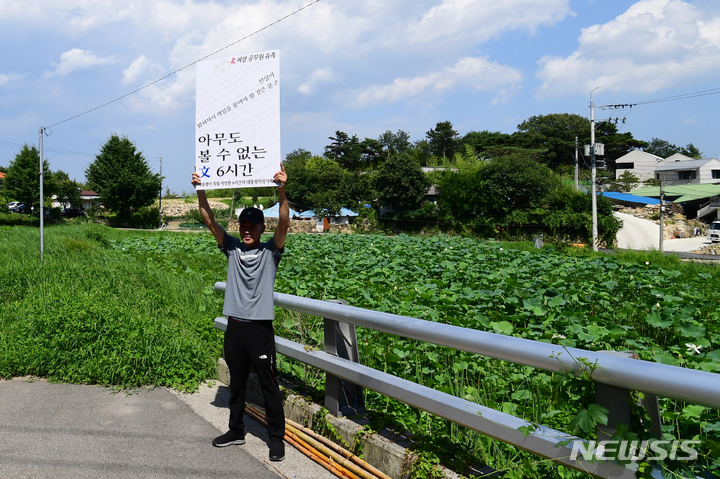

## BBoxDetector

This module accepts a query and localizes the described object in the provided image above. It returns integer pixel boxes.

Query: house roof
[600,191,660,205]
[0,172,6,180]
[664,153,694,162]
[655,158,719,171]
[615,150,664,163]
[298,207,358,218]
[260,203,300,218]
[80,190,99,197]
[632,184,720,203]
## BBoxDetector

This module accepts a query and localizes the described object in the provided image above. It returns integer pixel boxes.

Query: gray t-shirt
[219,231,283,320]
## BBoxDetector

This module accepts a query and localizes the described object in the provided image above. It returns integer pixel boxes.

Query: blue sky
[2,0,720,195]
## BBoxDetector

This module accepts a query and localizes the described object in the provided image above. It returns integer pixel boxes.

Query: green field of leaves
[1,224,718,478]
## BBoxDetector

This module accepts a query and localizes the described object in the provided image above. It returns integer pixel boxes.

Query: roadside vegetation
[2,224,718,478]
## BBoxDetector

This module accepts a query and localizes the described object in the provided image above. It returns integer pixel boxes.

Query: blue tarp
[298,207,359,218]
[600,191,660,205]
[258,204,300,218]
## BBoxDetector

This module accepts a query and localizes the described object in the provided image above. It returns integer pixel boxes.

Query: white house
[614,150,667,182]
[654,158,720,186]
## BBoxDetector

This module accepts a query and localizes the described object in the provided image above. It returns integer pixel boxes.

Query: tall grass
[0,224,224,390]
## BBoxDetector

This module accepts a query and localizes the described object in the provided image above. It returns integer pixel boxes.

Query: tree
[378,130,412,160]
[54,170,82,209]
[681,143,702,159]
[359,138,383,168]
[459,130,515,158]
[642,138,701,159]
[643,138,677,158]
[607,171,640,193]
[374,153,429,212]
[4,144,55,212]
[479,153,561,218]
[515,113,590,168]
[324,131,363,170]
[426,121,459,159]
[85,135,161,217]
[436,169,487,220]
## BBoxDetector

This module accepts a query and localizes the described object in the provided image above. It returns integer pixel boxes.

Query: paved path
[0,378,335,479]
[614,212,710,252]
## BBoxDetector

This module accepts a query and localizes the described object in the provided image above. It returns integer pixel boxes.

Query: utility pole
[659,182,664,252]
[158,156,163,229]
[590,90,598,251]
[39,126,45,259]
[575,136,579,191]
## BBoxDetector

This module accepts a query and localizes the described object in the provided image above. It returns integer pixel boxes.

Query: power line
[598,86,720,110]
[0,139,95,157]
[44,0,320,129]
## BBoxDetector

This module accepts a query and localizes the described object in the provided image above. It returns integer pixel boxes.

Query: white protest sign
[194,50,280,190]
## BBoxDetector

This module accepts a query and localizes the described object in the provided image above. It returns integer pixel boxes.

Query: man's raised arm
[273,163,289,250]
[191,171,226,247]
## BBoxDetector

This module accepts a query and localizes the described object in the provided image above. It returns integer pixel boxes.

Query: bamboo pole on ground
[244,404,364,479]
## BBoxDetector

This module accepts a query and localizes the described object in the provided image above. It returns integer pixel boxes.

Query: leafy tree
[643,138,677,158]
[426,121,459,159]
[459,130,515,158]
[340,170,376,207]
[283,148,313,206]
[681,143,702,159]
[607,171,640,193]
[374,153,429,212]
[643,138,701,159]
[515,113,590,168]
[378,130,412,160]
[412,139,433,167]
[54,170,82,209]
[85,135,162,218]
[324,131,363,170]
[359,138,383,168]
[4,144,55,212]
[436,169,487,220]
[479,153,561,219]
[284,150,353,214]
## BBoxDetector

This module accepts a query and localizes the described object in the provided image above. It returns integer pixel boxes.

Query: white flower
[552,333,566,339]
[686,343,702,354]
[656,303,660,308]
[500,248,503,251]
[645,261,649,265]
[394,286,397,290]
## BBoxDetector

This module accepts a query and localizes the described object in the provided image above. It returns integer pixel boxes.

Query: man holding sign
[191,163,289,462]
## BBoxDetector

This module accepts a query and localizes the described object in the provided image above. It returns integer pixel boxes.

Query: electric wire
[43,0,321,130]
[598,86,720,110]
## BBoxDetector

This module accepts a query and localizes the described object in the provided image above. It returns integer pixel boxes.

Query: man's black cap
[238,207,264,224]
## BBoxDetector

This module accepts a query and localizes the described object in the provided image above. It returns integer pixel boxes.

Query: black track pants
[224,319,285,440]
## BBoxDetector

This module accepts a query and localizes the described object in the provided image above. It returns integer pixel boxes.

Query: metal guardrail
[214,283,720,478]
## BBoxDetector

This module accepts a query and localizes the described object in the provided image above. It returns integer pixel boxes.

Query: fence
[214,282,720,478]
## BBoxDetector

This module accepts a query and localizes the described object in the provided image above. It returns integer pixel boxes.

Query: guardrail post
[595,351,662,440]
[323,299,365,417]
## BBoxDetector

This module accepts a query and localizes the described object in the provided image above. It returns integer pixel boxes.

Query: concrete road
[614,212,710,252]
[0,378,335,479]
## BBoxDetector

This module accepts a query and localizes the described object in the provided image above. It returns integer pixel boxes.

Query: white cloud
[536,0,720,98]
[45,48,116,77]
[297,67,337,95]
[0,72,21,86]
[351,56,522,108]
[122,55,164,85]
[405,0,572,44]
